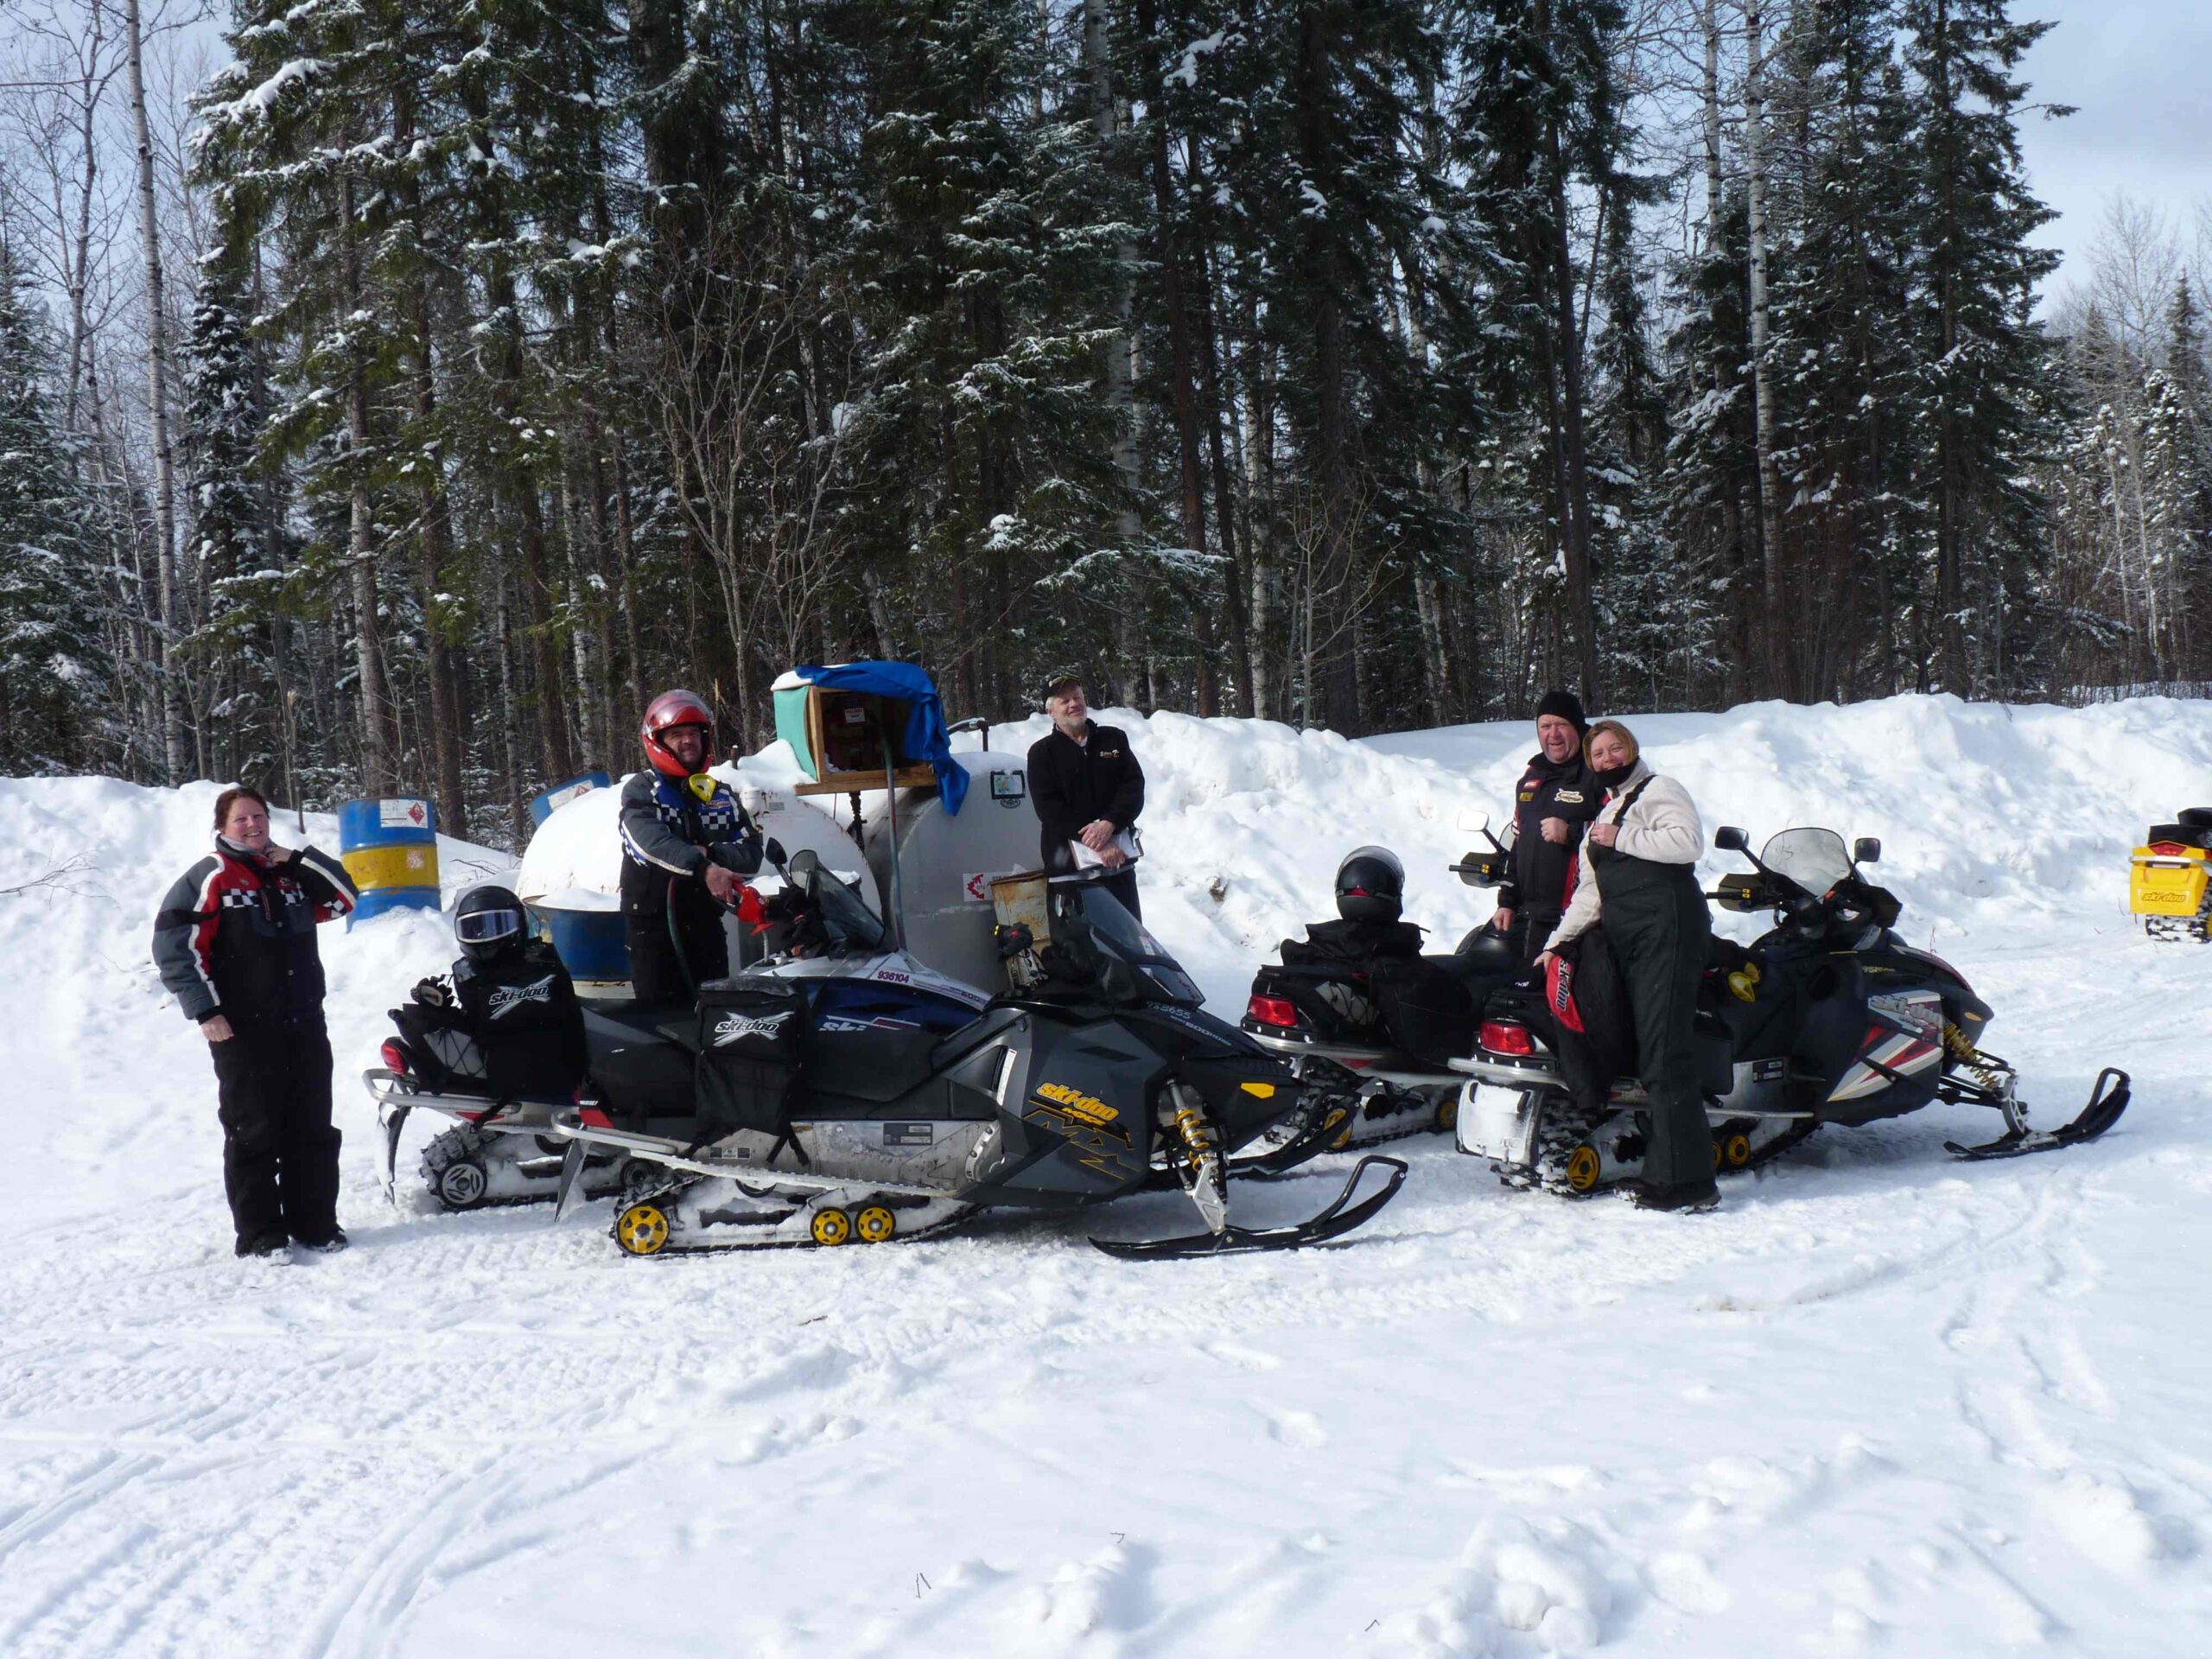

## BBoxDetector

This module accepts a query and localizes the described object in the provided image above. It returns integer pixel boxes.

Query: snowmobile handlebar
[1708,830,1902,933]
[1451,817,1511,887]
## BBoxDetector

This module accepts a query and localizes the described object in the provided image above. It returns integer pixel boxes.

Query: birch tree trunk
[1741,0,1790,698]
[124,0,186,781]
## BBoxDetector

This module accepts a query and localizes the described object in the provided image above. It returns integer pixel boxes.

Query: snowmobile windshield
[1072,885,1204,1006]
[1760,828,1854,898]
[810,868,887,952]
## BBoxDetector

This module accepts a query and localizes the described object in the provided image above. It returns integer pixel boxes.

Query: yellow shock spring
[1942,1022,2005,1094]
[1172,1103,1217,1166]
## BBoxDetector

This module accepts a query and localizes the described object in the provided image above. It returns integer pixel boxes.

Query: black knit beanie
[1535,689,1587,733]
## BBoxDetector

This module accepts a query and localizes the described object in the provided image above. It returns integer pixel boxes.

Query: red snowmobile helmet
[641,689,715,778]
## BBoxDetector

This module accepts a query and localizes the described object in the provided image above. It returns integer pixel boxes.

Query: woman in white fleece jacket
[1536,720,1717,1211]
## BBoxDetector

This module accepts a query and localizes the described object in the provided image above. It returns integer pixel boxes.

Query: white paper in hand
[1065,828,1141,869]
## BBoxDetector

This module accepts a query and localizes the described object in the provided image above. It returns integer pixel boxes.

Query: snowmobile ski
[1090,1154,1408,1260]
[1945,1067,2130,1161]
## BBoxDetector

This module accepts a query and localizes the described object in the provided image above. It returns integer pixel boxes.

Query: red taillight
[2149,841,2187,856]
[1248,994,1300,1028]
[380,1038,409,1074]
[1479,1020,1535,1057]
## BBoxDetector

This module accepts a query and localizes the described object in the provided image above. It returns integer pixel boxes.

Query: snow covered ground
[3,695,2209,1657]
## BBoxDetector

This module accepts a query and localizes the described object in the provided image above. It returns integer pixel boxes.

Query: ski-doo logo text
[487,977,556,1019]
[713,1010,794,1046]
[1033,1081,1117,1126]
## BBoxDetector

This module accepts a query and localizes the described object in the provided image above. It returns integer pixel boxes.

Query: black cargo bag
[391,1000,491,1092]
[1367,957,1477,1065]
[696,978,810,1140]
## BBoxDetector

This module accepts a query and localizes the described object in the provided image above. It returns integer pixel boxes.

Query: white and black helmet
[454,885,528,963]
[1334,846,1405,925]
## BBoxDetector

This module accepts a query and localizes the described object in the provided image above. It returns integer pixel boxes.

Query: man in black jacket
[1491,690,1604,967]
[1027,672,1146,918]
[152,785,360,1257]
[621,690,766,1003]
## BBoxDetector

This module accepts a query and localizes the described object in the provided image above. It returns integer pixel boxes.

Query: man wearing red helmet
[620,690,766,1003]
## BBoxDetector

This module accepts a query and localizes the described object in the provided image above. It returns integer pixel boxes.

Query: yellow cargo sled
[2132,809,2212,942]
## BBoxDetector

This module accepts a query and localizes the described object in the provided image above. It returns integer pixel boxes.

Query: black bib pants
[1507,906,1563,970]
[626,902,729,1007]
[210,1013,340,1247]
[1589,842,1713,1192]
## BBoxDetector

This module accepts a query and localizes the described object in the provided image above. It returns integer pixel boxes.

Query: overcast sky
[2017,0,2212,301]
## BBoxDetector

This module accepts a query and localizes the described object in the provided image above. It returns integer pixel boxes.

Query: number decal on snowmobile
[882,1122,934,1147]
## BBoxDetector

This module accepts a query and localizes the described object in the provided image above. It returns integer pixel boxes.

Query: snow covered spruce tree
[831,0,1130,718]
[1454,0,1632,707]
[180,197,288,794]
[0,245,111,772]
[1895,0,2063,694]
[1762,0,1921,699]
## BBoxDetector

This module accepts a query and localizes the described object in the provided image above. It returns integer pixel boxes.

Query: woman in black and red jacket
[152,786,359,1257]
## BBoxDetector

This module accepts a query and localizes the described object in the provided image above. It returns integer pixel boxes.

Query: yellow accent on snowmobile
[1565,1145,1601,1192]
[810,1207,852,1247]
[1437,1096,1459,1133]
[615,1202,670,1256]
[2130,836,2209,935]
[1239,1081,1277,1098]
[855,1205,897,1243]
[1723,1132,1752,1168]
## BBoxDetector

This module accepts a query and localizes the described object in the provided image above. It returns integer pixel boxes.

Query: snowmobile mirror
[1853,837,1882,866]
[786,847,822,893]
[1456,810,1490,836]
[1714,825,1750,853]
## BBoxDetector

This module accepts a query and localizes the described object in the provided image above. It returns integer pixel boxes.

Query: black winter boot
[1623,1178,1720,1213]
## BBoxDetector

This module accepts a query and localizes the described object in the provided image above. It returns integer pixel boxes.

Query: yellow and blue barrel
[339,798,441,926]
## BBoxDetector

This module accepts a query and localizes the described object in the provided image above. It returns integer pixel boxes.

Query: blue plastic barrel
[339,798,441,926]
[526,899,632,995]
[530,771,613,827]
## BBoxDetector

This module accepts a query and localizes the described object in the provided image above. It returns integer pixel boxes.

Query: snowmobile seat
[2178,807,2212,830]
[2149,822,2212,851]
[1426,928,1517,991]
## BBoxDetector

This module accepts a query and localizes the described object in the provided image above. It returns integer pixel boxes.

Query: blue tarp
[786,661,969,815]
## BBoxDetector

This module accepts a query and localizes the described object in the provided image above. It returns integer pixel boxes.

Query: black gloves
[411,975,452,1008]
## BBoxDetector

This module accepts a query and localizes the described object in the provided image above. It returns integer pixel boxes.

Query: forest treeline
[1,0,2208,846]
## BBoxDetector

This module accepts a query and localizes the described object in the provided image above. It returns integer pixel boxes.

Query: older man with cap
[1027,671,1147,919]
[1490,690,1604,967]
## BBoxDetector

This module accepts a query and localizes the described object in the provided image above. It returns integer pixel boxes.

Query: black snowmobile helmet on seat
[454,885,529,963]
[641,688,714,778]
[1335,845,1406,925]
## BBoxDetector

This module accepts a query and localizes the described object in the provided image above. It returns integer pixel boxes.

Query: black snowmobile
[1451,824,2132,1193]
[1241,842,1522,1155]
[413,850,1402,1259]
